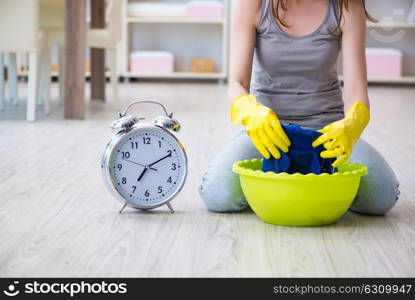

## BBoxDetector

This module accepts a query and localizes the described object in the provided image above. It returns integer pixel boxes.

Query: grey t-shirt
[250,0,345,128]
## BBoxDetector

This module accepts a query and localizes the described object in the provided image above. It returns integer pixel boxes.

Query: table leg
[90,0,106,102]
[64,0,86,120]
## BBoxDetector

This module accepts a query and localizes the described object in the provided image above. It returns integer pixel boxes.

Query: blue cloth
[262,124,335,175]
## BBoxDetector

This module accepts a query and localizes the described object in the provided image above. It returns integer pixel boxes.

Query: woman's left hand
[312,101,370,167]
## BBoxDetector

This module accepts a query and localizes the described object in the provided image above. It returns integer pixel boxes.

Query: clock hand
[136,151,172,182]
[148,152,172,167]
[122,158,158,171]
[137,167,148,182]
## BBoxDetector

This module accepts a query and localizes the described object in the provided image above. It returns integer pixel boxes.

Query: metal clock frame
[101,122,188,214]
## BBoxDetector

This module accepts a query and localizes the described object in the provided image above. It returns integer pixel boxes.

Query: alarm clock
[101,101,188,214]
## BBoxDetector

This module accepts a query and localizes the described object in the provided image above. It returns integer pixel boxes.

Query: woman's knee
[349,140,400,215]
[199,152,249,212]
[199,173,248,212]
[199,131,257,212]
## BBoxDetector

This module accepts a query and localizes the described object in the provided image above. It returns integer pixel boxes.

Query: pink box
[186,1,223,20]
[130,51,174,74]
[366,48,402,79]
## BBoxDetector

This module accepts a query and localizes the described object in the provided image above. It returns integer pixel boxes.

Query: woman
[199,0,399,215]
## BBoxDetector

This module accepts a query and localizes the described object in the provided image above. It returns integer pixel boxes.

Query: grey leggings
[199,129,399,215]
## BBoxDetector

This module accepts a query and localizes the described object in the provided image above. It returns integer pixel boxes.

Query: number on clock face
[110,128,186,207]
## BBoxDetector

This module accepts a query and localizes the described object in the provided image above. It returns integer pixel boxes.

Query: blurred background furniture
[364,0,415,84]
[2,0,414,123]
[338,0,415,84]
[3,0,120,121]
[0,0,44,121]
[0,53,19,111]
[87,0,122,104]
[39,0,66,108]
[64,0,86,119]
[90,0,107,102]
[39,0,121,116]
[121,0,229,82]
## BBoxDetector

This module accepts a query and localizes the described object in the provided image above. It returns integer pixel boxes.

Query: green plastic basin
[233,159,367,226]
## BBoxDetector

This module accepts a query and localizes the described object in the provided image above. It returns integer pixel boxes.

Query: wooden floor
[0,82,414,277]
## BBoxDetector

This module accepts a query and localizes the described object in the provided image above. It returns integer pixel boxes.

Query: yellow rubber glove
[231,95,290,159]
[312,100,370,167]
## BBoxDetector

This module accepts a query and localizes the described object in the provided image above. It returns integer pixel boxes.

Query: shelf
[126,17,225,25]
[367,76,415,84]
[18,70,60,77]
[339,75,415,84]
[119,0,230,81]
[123,72,226,79]
[17,72,414,83]
[367,22,415,29]
[17,71,111,78]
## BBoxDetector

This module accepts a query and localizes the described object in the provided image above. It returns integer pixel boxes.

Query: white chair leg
[0,53,5,112]
[23,53,29,83]
[27,52,38,122]
[7,53,18,106]
[108,48,119,105]
[36,50,44,106]
[42,46,51,115]
[58,44,64,106]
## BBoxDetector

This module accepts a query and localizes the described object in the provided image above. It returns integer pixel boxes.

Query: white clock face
[109,127,187,208]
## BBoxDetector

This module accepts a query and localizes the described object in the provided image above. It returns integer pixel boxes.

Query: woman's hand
[231,95,290,159]
[312,101,370,167]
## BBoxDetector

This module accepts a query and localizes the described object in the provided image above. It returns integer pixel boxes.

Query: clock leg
[119,203,127,214]
[167,203,174,214]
